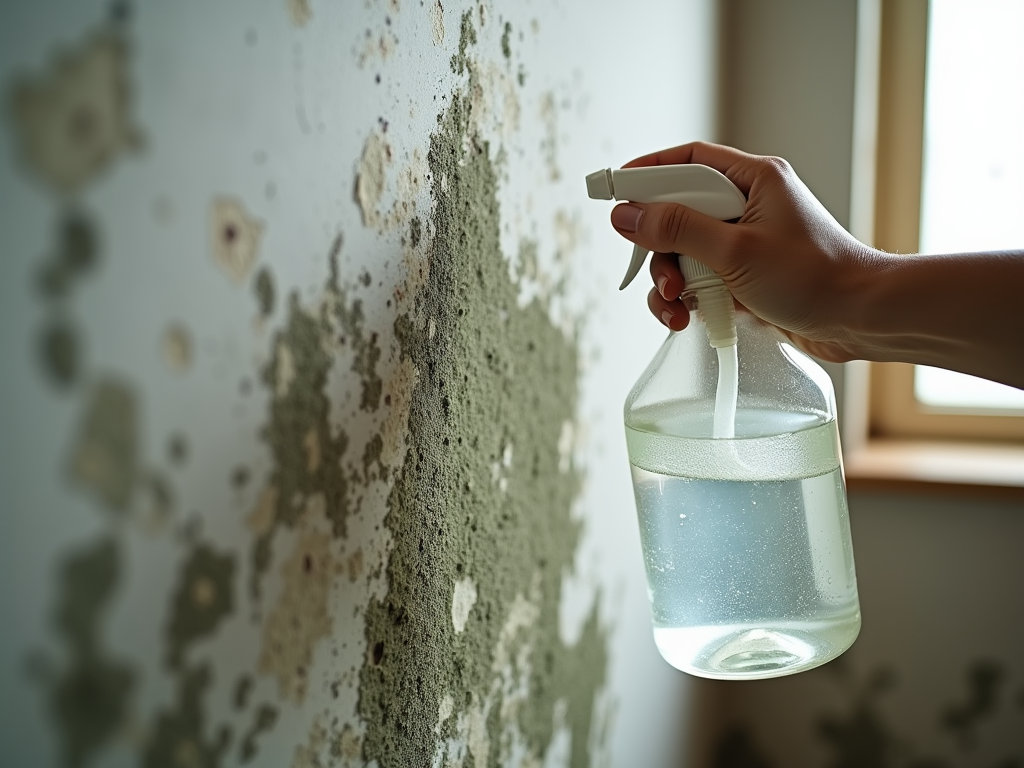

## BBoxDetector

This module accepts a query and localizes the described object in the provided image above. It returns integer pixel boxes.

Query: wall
[0,1,720,767]
[708,1,1024,766]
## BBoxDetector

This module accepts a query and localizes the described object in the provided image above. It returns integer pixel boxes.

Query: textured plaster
[356,29,608,764]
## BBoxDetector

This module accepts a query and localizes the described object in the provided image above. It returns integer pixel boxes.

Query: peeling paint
[210,197,263,285]
[451,578,478,635]
[430,1,445,46]
[355,131,392,229]
[7,30,139,194]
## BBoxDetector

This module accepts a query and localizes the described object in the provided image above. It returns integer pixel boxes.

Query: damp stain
[210,197,263,285]
[165,542,236,668]
[7,28,140,195]
[357,61,607,768]
[68,377,139,513]
[43,536,136,768]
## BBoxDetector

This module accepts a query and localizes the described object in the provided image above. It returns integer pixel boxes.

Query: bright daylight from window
[917,0,1024,410]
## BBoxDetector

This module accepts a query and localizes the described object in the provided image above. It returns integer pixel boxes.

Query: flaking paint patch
[257,498,334,703]
[68,377,138,513]
[355,131,391,229]
[7,29,140,194]
[430,1,445,45]
[210,197,263,285]
[451,578,478,635]
[357,53,608,768]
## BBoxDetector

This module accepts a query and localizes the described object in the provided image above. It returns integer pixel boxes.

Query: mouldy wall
[0,2,629,767]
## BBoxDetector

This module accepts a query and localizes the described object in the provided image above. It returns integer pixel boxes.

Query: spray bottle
[587,164,860,679]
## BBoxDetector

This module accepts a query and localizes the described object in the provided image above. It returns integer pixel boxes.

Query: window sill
[844,438,1024,501]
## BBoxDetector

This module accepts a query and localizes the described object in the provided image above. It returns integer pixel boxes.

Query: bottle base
[653,614,861,680]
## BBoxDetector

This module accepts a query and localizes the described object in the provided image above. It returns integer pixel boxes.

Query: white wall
[0,1,720,767]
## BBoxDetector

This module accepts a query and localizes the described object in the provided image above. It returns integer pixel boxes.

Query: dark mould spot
[375,74,381,84]
[231,466,250,489]
[39,319,80,387]
[303,554,313,572]
[167,433,188,465]
[253,267,275,318]
[372,641,384,666]
[109,0,131,23]
[233,675,253,710]
[360,270,372,287]
[224,224,237,243]
[165,543,237,668]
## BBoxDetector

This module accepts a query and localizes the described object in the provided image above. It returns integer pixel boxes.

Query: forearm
[848,250,1024,389]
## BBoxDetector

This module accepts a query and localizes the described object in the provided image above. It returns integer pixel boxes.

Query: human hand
[610,142,881,363]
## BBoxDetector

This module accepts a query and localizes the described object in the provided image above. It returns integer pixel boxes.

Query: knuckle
[659,204,690,247]
[762,155,793,179]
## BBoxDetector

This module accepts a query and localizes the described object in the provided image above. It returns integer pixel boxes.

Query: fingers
[621,141,759,195]
[612,201,736,276]
[650,252,683,301]
[647,288,690,332]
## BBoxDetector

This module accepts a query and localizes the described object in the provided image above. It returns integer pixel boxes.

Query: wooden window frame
[843,0,1024,498]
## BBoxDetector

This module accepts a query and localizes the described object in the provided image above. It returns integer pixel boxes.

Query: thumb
[611,202,734,273]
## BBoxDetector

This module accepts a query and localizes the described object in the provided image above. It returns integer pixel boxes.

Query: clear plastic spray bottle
[588,165,860,680]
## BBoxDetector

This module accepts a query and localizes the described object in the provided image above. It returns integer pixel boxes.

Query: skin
[609,141,1024,390]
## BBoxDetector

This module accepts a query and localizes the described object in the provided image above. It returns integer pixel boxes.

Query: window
[845,0,1024,493]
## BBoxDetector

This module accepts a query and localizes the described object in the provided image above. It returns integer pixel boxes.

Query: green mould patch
[37,211,100,300]
[450,10,477,75]
[39,318,81,388]
[68,377,139,513]
[248,238,383,596]
[165,542,236,668]
[142,663,230,768]
[253,266,275,318]
[358,88,607,768]
[45,536,135,768]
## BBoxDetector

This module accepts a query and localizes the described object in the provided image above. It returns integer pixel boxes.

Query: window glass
[917,0,1024,410]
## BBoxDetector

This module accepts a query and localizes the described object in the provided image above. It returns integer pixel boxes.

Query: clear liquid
[626,414,860,680]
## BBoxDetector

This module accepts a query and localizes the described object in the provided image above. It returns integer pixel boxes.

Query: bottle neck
[690,284,737,348]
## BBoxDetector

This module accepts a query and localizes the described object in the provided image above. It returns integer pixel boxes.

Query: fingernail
[657,275,669,300]
[661,310,674,328]
[612,204,644,233]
